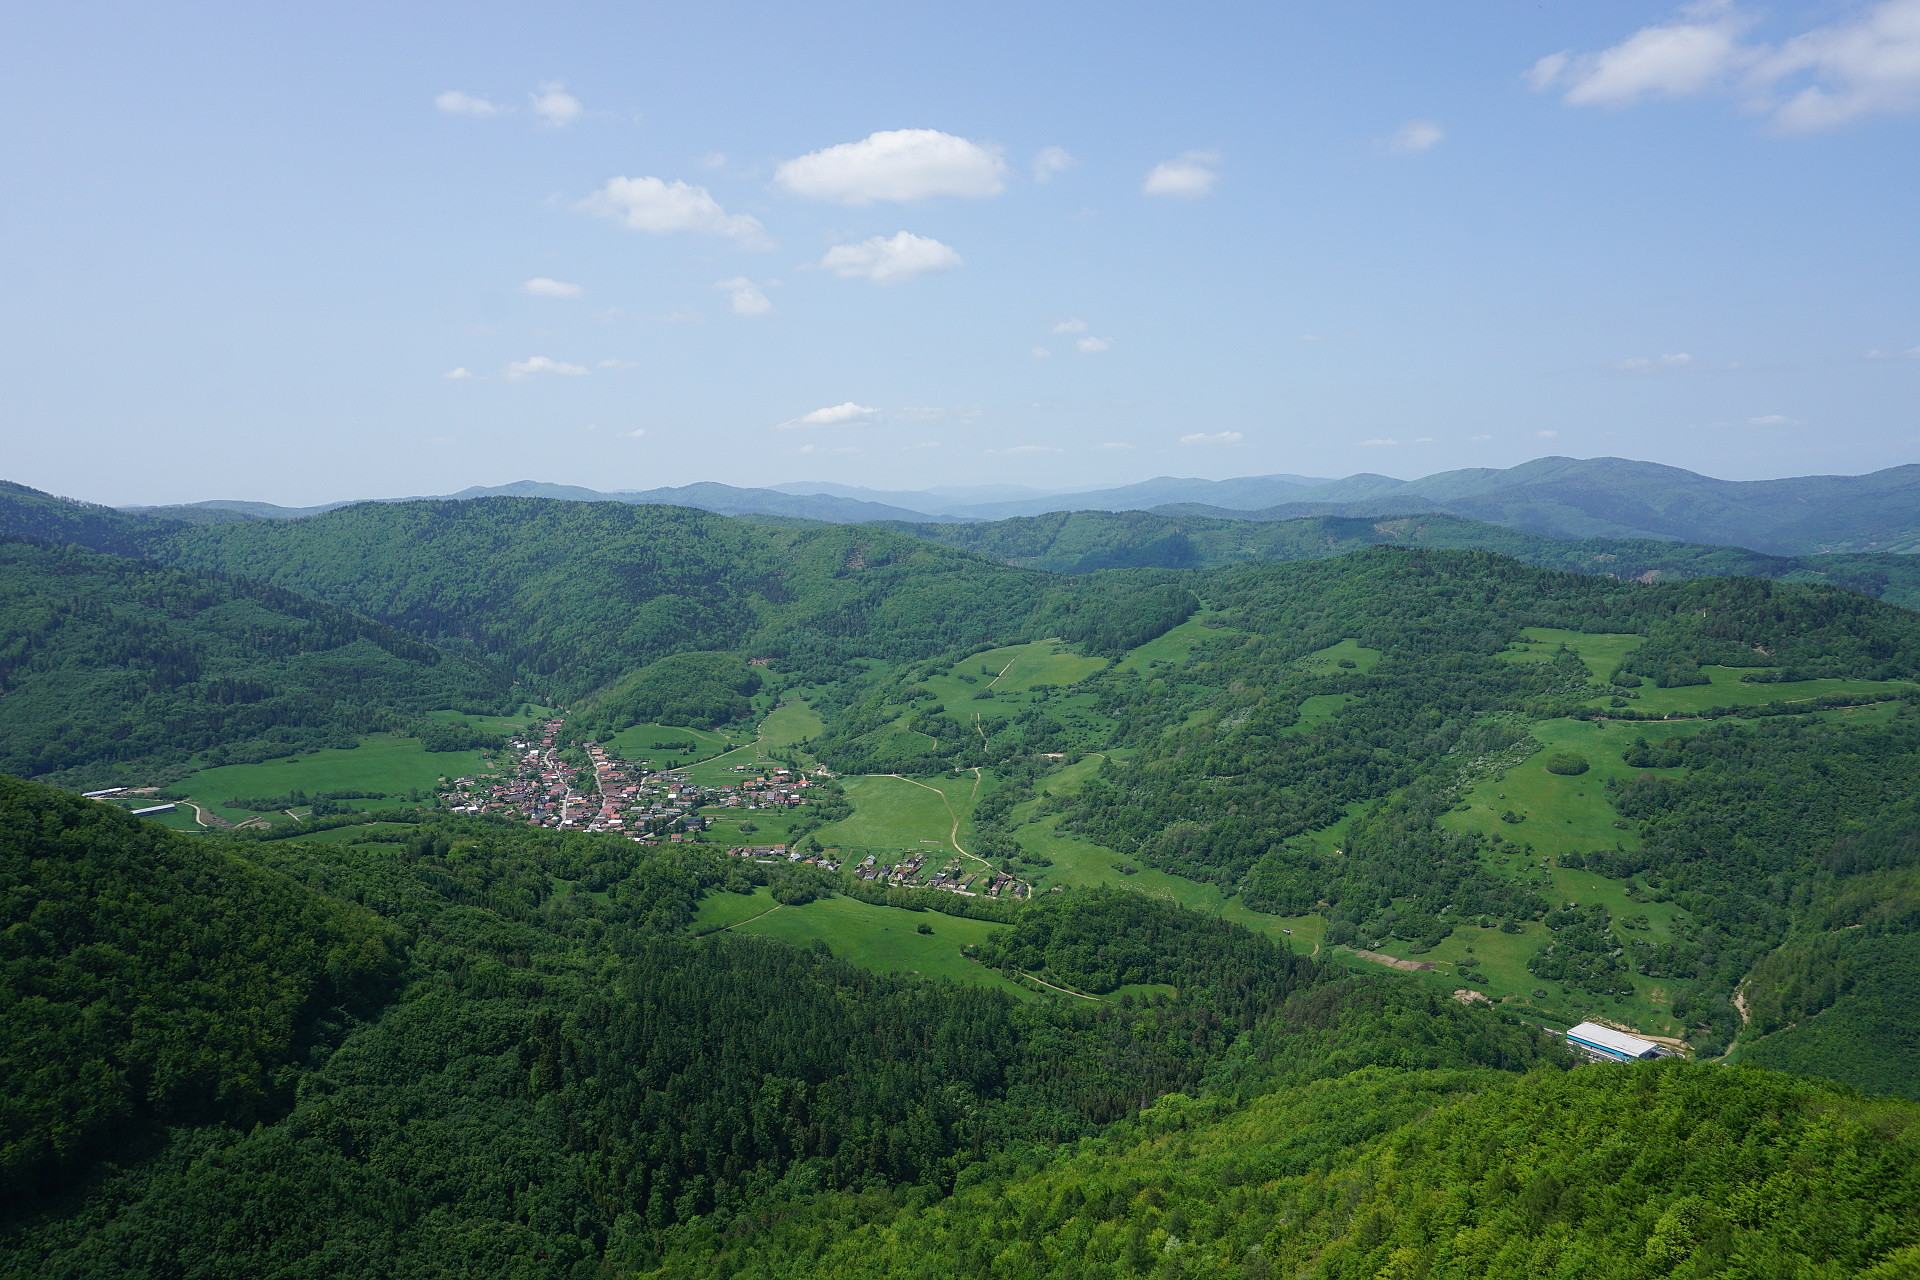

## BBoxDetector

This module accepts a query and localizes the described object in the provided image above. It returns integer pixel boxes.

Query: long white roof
[1567,1021,1658,1058]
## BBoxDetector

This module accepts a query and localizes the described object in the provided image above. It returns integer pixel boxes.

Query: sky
[4,0,1919,506]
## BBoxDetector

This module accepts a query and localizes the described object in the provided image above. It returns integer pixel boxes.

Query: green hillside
[0,538,508,786]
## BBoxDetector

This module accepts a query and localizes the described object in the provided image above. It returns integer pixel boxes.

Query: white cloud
[778,402,881,429]
[698,152,727,170]
[579,177,772,248]
[1180,430,1244,445]
[597,358,638,369]
[1470,434,1493,441]
[505,356,588,381]
[1052,318,1088,333]
[1098,441,1136,450]
[1031,347,1053,358]
[1032,146,1076,182]
[791,442,862,455]
[819,232,961,284]
[1530,0,1920,131]
[1412,437,1435,443]
[624,428,648,438]
[1537,429,1561,438]
[1748,414,1797,425]
[522,277,582,299]
[1143,151,1219,198]
[435,90,501,117]
[531,81,582,127]
[1618,352,1698,370]
[1076,336,1112,354]
[775,130,1006,204]
[716,277,773,316]
[1361,438,1399,447]
[1866,345,1920,358]
[443,366,474,380]
[1388,119,1446,152]
[994,445,1066,455]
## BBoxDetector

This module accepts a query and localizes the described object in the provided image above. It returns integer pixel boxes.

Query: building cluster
[440,718,813,840]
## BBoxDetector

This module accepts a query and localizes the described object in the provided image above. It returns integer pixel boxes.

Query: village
[440,717,1030,899]
[439,718,814,841]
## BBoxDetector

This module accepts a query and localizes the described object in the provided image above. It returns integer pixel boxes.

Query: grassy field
[691,886,786,932]
[813,773,979,857]
[284,821,418,846]
[1600,665,1917,716]
[712,890,1030,997]
[1116,615,1235,673]
[1293,638,1384,675]
[600,722,745,768]
[1501,627,1643,680]
[172,734,487,824]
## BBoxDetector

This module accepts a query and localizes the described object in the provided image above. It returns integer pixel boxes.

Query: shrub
[1545,752,1590,776]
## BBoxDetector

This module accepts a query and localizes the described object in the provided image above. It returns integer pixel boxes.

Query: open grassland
[175,734,485,823]
[756,696,823,752]
[1602,665,1918,715]
[600,721,743,768]
[1280,692,1356,736]
[813,773,976,856]
[1293,638,1383,675]
[1502,627,1642,679]
[424,708,545,734]
[691,886,784,932]
[1116,614,1235,672]
[723,893,1030,998]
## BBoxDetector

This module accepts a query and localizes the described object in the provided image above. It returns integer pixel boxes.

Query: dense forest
[6,479,1920,1275]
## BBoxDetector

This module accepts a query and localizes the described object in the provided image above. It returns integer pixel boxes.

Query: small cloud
[1299,334,1325,342]
[1388,119,1445,152]
[1412,437,1435,443]
[1143,150,1219,198]
[1361,438,1399,447]
[580,176,772,249]
[435,90,501,118]
[1180,430,1244,445]
[1098,441,1135,450]
[1052,318,1088,333]
[791,442,862,455]
[1866,345,1920,359]
[624,428,648,438]
[522,277,583,299]
[1618,352,1712,371]
[1032,146,1076,182]
[597,358,638,369]
[426,436,454,445]
[716,276,773,316]
[1076,336,1112,354]
[1536,429,1561,438]
[779,402,881,429]
[697,152,727,170]
[775,129,1006,204]
[1030,347,1053,358]
[531,81,582,127]
[1748,414,1797,426]
[443,367,474,380]
[911,441,942,449]
[505,356,588,381]
[994,445,1066,455]
[819,232,961,284]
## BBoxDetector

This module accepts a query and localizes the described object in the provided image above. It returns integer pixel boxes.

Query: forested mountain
[882,508,1920,608]
[1160,456,1920,556]
[0,538,507,785]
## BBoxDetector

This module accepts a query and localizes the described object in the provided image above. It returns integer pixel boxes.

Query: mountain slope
[0,538,507,784]
[883,508,1920,608]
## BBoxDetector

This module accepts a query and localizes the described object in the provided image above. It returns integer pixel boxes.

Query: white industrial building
[1565,1021,1663,1063]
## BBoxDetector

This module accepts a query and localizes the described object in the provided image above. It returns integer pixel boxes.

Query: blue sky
[4,0,1918,505]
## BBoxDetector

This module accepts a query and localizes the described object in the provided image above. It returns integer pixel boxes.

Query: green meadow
[710,890,1029,997]
[1501,627,1642,679]
[1603,665,1917,715]
[813,773,978,858]
[1116,614,1234,672]
[1293,638,1384,675]
[173,734,486,824]
[600,721,743,767]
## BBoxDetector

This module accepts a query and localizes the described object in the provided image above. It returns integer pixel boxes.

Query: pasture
[173,734,486,824]
[716,892,1029,997]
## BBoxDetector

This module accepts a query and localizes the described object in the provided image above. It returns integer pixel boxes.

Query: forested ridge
[5,480,1920,1275]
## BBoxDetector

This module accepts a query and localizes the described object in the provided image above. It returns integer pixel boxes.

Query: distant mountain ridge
[103,455,1920,556]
